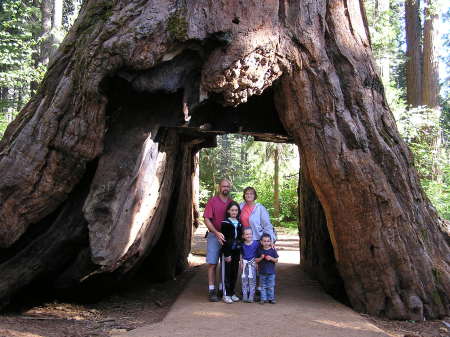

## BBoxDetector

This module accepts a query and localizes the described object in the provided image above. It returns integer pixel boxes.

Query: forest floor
[0,226,448,337]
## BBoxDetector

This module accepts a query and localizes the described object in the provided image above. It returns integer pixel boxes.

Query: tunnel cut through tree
[0,0,448,320]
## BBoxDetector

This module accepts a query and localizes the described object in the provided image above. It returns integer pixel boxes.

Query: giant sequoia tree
[0,0,449,320]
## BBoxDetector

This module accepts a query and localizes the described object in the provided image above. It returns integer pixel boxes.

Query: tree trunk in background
[51,0,64,50]
[377,0,390,85]
[0,0,448,320]
[422,0,440,109]
[39,0,53,66]
[422,0,442,180]
[405,0,423,107]
[53,0,63,30]
[30,0,42,93]
[273,144,280,226]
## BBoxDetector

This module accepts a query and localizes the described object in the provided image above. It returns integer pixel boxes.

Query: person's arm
[221,222,232,260]
[265,255,278,263]
[260,206,277,245]
[265,249,279,263]
[254,255,264,263]
[203,201,226,245]
[254,247,264,263]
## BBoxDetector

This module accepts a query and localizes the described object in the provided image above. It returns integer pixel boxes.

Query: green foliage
[199,134,254,203]
[0,0,43,137]
[199,135,299,227]
[395,105,450,219]
[422,175,450,219]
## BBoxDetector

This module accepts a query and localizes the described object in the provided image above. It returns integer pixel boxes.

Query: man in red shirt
[203,179,232,302]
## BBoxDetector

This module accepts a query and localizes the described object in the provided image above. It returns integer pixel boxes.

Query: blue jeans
[206,232,221,264]
[259,273,276,301]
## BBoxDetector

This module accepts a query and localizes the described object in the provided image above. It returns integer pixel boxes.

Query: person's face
[243,229,253,242]
[261,236,271,249]
[244,190,255,202]
[220,181,231,196]
[228,205,239,218]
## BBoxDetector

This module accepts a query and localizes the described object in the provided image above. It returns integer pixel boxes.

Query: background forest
[1,0,449,226]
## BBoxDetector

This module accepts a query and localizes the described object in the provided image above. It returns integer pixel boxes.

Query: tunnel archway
[98,68,344,299]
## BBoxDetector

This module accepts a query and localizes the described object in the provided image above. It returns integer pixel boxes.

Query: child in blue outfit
[241,227,259,303]
[255,233,279,304]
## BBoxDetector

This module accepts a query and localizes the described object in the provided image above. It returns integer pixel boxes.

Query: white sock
[209,285,215,291]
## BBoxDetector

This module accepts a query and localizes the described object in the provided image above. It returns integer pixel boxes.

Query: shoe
[223,296,233,304]
[254,291,261,302]
[208,290,219,302]
[231,295,240,302]
[269,300,277,304]
[259,300,265,305]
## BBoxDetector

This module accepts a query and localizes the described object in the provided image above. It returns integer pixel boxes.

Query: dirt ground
[0,255,204,337]
[0,227,448,337]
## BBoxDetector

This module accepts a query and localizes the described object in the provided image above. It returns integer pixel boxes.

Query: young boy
[255,233,279,304]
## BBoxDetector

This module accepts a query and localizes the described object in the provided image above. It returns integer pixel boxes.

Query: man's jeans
[259,273,276,301]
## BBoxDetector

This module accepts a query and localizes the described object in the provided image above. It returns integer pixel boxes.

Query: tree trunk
[53,0,63,30]
[405,0,423,107]
[298,165,347,303]
[273,144,281,226]
[0,0,448,320]
[422,0,440,109]
[39,0,53,66]
[422,0,442,180]
[377,0,390,86]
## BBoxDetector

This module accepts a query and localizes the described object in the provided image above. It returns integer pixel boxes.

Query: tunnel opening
[95,71,348,305]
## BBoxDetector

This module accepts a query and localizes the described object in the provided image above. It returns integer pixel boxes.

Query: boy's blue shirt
[257,247,278,274]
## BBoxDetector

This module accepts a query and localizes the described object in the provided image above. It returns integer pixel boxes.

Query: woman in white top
[239,186,276,242]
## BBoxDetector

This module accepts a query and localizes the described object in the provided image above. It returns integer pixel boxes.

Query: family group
[203,179,278,304]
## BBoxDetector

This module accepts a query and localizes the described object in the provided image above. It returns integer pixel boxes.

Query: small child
[220,201,243,304]
[240,227,260,303]
[255,233,279,304]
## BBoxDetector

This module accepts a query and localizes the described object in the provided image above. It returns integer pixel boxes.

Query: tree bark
[421,0,442,180]
[422,0,440,108]
[39,0,53,66]
[376,0,391,86]
[53,0,63,30]
[0,0,448,320]
[273,144,281,225]
[405,0,423,107]
[298,166,347,303]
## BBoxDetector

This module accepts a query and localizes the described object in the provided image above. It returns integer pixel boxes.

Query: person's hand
[215,232,225,245]
[224,256,231,263]
[271,243,276,249]
[260,254,265,259]
[265,255,271,261]
[239,260,243,268]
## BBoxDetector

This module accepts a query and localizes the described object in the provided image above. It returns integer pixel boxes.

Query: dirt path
[112,225,388,337]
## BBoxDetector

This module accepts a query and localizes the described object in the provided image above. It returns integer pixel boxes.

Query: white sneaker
[223,296,233,304]
[231,295,240,302]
